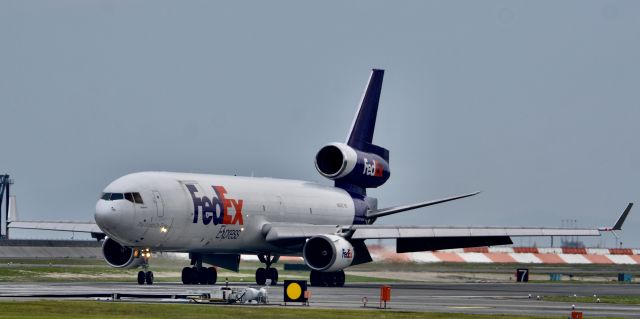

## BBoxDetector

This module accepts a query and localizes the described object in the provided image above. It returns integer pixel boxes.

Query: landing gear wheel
[145,271,154,285]
[255,267,266,285]
[197,268,209,285]
[310,270,322,287]
[137,271,145,285]
[207,267,218,285]
[266,268,278,286]
[323,272,337,287]
[336,270,345,287]
[190,267,199,285]
[181,267,191,284]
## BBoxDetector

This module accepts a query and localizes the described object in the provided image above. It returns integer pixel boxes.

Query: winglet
[8,195,17,222]
[613,203,633,230]
[599,203,632,231]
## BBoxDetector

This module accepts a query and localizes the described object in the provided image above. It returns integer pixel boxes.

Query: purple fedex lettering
[186,184,204,224]
[187,184,244,226]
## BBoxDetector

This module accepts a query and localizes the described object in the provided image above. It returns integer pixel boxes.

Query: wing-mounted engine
[302,234,355,272]
[315,142,389,188]
[102,237,144,268]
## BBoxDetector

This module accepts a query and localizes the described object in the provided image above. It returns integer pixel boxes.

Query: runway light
[160,226,168,233]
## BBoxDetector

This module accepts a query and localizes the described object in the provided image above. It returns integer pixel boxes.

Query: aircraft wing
[8,220,102,234]
[265,223,600,242]
[6,195,103,235]
[265,203,631,252]
[265,224,603,253]
[349,225,601,239]
[350,225,602,252]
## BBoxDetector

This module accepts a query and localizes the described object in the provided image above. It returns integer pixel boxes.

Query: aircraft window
[111,193,124,200]
[125,193,134,203]
[101,193,111,200]
[133,192,144,204]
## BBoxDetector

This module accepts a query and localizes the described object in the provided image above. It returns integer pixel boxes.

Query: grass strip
[0,300,564,319]
[544,295,640,305]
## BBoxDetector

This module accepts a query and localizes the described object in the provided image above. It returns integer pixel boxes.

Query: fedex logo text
[186,184,244,226]
[362,158,383,177]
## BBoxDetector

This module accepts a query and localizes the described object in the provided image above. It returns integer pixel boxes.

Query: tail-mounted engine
[302,234,355,272]
[102,237,144,268]
[315,142,389,188]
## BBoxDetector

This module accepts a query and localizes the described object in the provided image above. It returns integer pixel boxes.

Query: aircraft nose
[95,199,118,232]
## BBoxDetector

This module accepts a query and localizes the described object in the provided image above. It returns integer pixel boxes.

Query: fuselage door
[152,190,165,217]
[132,193,151,236]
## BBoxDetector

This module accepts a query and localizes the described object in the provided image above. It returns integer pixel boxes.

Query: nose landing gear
[255,253,279,286]
[136,248,154,285]
[137,269,154,285]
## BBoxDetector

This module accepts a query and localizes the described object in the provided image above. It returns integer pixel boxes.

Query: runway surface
[1,281,640,317]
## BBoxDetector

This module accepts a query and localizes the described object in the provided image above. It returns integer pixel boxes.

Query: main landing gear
[181,266,217,285]
[255,253,279,286]
[310,269,345,287]
[181,254,217,285]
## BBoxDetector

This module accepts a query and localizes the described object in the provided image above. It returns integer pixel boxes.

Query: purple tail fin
[346,69,389,161]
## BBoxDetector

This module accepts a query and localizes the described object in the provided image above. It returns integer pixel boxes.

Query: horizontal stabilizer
[366,191,480,220]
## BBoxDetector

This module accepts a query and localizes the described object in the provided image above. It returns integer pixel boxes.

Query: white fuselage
[94,172,355,254]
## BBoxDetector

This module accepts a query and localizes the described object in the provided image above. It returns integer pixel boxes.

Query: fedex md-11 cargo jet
[9,69,632,286]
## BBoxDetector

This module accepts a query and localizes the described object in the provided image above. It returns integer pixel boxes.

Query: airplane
[8,69,632,287]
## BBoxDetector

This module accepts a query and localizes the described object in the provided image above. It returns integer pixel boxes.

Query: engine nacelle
[315,143,358,179]
[315,142,390,188]
[303,235,354,272]
[102,237,144,269]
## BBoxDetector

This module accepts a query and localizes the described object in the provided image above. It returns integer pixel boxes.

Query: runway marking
[449,306,493,309]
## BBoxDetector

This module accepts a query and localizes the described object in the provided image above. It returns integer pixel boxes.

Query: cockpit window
[110,193,124,200]
[101,192,142,203]
[133,192,144,204]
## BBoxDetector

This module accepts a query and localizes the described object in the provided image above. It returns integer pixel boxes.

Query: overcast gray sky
[2,1,639,247]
